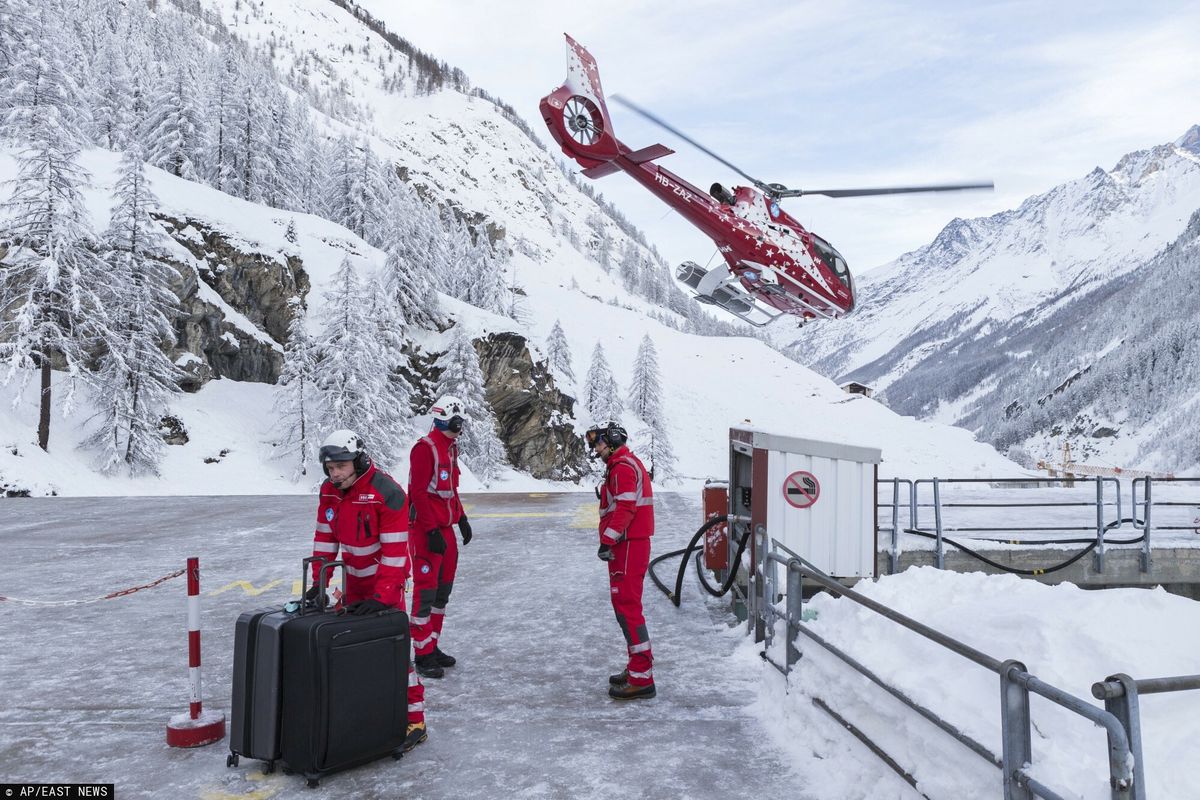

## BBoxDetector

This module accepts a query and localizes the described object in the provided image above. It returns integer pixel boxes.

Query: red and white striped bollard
[166,556,226,747]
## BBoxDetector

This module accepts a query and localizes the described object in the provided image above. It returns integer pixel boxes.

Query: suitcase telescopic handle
[299,557,348,613]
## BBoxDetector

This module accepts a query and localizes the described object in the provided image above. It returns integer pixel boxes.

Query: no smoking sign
[783,470,820,509]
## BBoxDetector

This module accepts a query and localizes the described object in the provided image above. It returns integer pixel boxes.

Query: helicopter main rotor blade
[610,94,766,190]
[793,182,994,199]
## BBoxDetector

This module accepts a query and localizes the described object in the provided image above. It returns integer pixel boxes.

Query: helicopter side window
[811,235,851,283]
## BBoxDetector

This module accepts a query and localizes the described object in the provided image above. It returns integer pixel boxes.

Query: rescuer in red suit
[407,395,473,679]
[587,421,657,700]
[310,429,428,751]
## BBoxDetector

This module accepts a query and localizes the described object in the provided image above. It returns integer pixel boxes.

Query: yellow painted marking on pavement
[208,579,286,597]
[527,492,548,497]
[571,503,599,529]
[200,772,285,800]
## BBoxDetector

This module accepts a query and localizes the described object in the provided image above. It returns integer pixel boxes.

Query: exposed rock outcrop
[157,215,308,388]
[411,332,588,481]
[474,332,587,481]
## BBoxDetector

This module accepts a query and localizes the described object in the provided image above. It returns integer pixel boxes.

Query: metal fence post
[1141,479,1153,574]
[1094,478,1107,573]
[786,561,802,671]
[909,480,918,532]
[933,478,945,569]
[752,524,767,643]
[1095,674,1146,800]
[890,478,901,575]
[1000,660,1034,800]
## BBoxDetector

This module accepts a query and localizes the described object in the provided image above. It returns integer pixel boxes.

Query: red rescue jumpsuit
[311,460,424,724]
[599,445,655,686]
[407,428,463,658]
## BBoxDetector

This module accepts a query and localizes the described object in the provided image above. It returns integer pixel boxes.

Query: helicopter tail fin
[539,34,622,170]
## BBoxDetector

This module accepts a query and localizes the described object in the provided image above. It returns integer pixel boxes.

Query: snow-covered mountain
[792,127,1200,472]
[0,0,1021,496]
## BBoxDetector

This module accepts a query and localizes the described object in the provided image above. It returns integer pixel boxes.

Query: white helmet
[430,395,466,433]
[319,429,368,475]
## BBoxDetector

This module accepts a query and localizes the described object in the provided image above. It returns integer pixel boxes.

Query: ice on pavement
[0,493,912,799]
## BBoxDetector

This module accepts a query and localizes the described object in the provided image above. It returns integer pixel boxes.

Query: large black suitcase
[228,605,290,770]
[228,559,410,786]
[278,598,410,785]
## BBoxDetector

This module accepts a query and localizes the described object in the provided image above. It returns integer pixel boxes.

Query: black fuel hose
[902,517,1146,576]
[650,515,751,606]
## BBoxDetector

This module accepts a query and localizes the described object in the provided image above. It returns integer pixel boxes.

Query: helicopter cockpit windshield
[810,234,851,289]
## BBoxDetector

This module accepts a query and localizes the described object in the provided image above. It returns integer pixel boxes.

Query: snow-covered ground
[761,568,1200,799]
[2,492,1195,798]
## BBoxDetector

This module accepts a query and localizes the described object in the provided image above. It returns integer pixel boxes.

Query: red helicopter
[539,35,992,326]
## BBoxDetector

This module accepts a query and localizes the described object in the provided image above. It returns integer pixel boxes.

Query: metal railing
[751,532,1139,800]
[1091,673,1200,800]
[1131,477,1200,573]
[878,476,1131,573]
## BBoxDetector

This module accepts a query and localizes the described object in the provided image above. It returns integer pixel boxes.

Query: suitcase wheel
[392,751,403,761]
[306,778,320,788]
[264,760,276,774]
[226,753,239,768]
[282,767,293,776]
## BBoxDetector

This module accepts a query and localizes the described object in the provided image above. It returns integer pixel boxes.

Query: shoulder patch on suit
[371,471,408,511]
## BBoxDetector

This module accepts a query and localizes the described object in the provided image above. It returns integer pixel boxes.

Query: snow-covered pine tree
[627,334,678,482]
[545,320,575,384]
[262,94,303,211]
[379,176,440,330]
[83,142,182,475]
[438,211,474,299]
[363,269,415,458]
[234,68,274,205]
[0,6,106,450]
[0,1,31,87]
[324,137,386,242]
[433,326,506,485]
[628,334,663,424]
[618,241,642,293]
[463,237,511,316]
[582,341,621,424]
[312,257,407,469]
[141,58,205,181]
[205,45,243,194]
[273,296,321,480]
[89,34,134,149]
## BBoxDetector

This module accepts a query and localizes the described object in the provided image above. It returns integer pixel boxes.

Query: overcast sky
[359,1,1200,272]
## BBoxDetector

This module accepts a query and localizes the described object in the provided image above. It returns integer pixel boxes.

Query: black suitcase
[278,563,411,786]
[229,557,340,772]
[228,559,410,785]
[228,605,290,770]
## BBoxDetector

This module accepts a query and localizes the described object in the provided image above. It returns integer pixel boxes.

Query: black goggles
[447,416,464,433]
[584,429,604,447]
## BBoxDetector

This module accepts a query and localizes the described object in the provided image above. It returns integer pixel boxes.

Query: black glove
[458,514,473,545]
[303,584,323,608]
[426,528,447,554]
[345,598,390,616]
[597,544,615,561]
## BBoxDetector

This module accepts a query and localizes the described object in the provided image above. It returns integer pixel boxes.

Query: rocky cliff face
[409,331,588,481]
[474,332,588,482]
[157,215,307,389]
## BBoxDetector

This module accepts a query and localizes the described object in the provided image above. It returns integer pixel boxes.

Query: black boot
[402,722,427,752]
[608,669,629,687]
[433,647,456,668]
[609,682,656,700]
[414,653,445,679]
